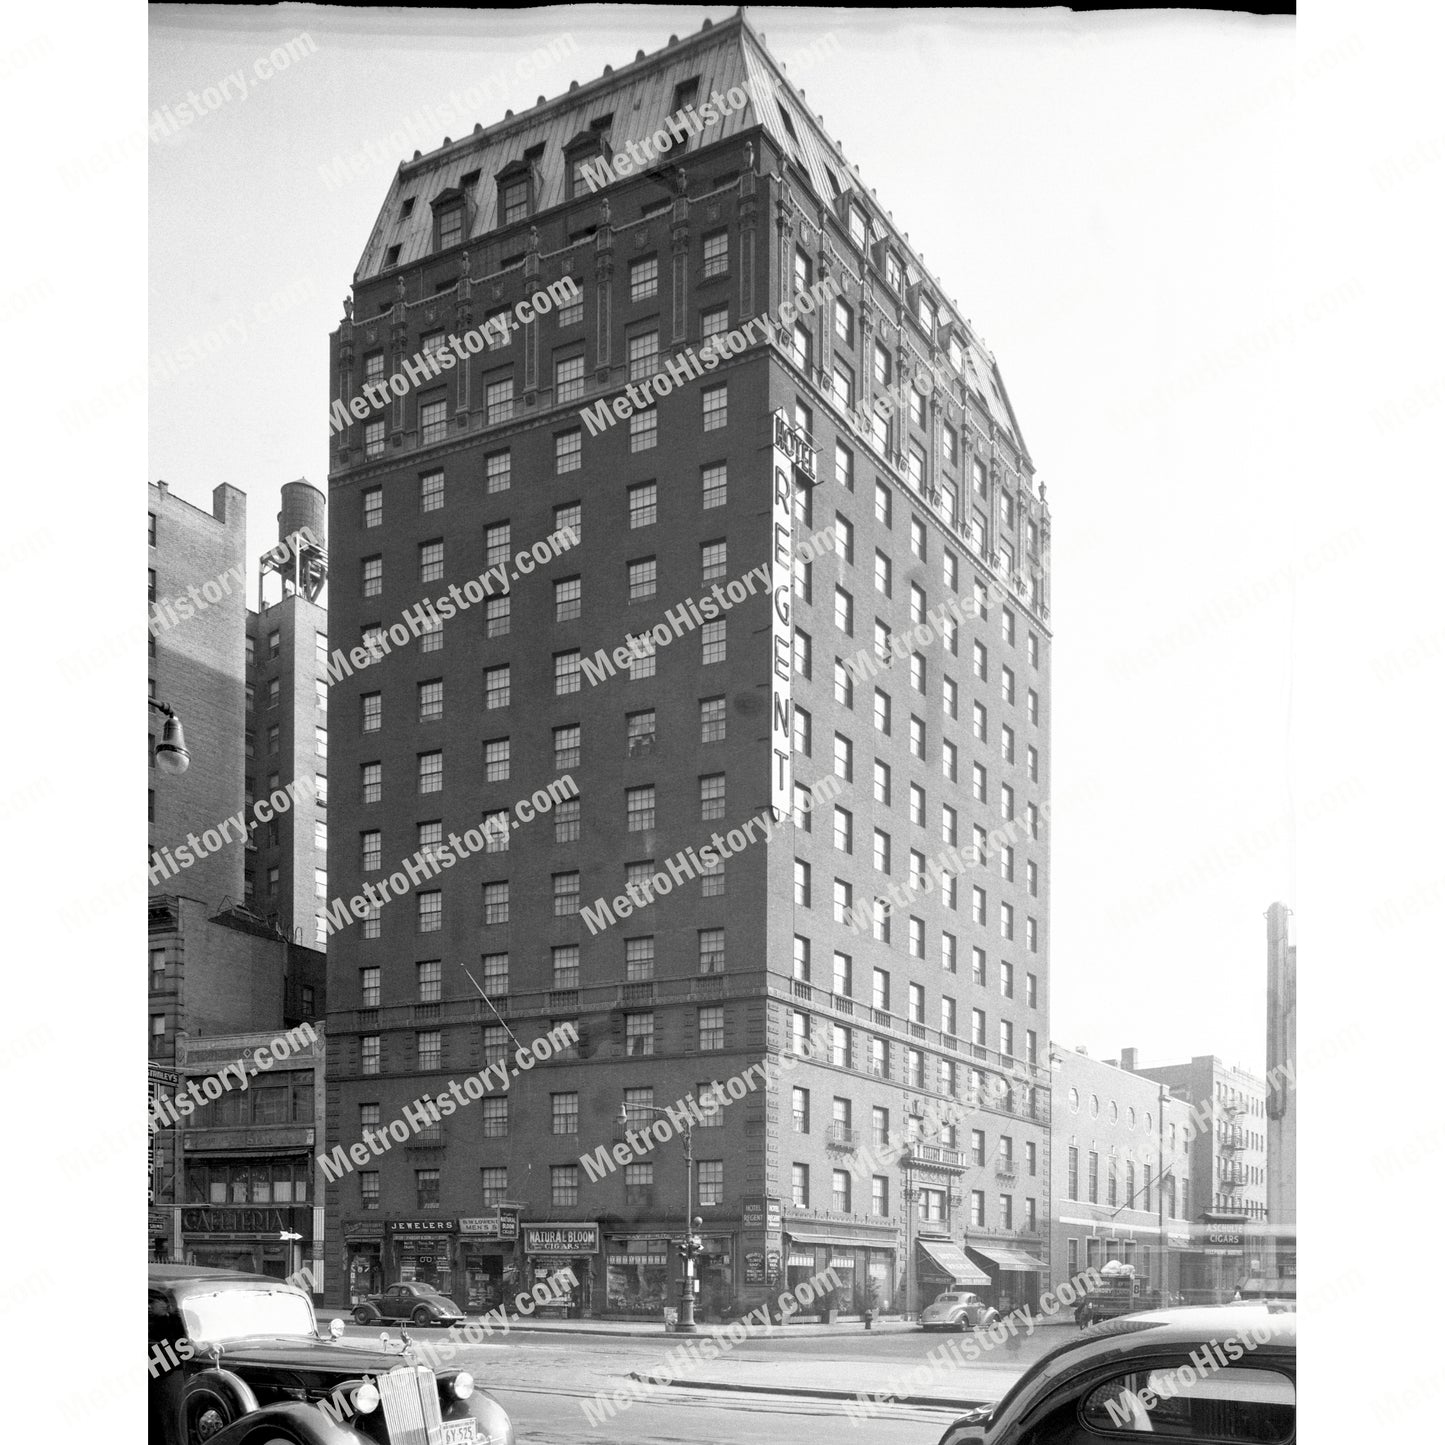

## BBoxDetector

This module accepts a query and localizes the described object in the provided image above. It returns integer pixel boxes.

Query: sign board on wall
[742,1197,785,1232]
[522,1223,599,1254]
[459,1215,519,1240]
[769,411,817,820]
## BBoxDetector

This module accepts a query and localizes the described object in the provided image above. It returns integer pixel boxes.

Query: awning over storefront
[967,1245,1048,1273]
[917,1238,990,1285]
[785,1227,894,1248]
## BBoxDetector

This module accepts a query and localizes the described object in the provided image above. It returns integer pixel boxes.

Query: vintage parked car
[920,1291,1001,1332]
[937,1305,1295,1445]
[149,1264,512,1445]
[352,1282,467,1328]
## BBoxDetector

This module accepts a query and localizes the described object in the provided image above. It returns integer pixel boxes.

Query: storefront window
[397,1237,453,1296]
[786,1246,817,1299]
[830,1250,858,1310]
[605,1237,670,1314]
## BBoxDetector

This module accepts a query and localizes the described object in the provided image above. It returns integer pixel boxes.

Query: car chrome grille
[377,1364,446,1445]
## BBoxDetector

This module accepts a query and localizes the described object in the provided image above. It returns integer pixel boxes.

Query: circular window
[1109,1101,1118,1124]
[1068,1088,1080,1113]
[1089,1094,1100,1118]
[1127,1107,1136,1130]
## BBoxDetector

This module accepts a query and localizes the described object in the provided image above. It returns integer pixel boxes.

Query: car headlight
[449,1372,475,1401]
[352,1381,380,1414]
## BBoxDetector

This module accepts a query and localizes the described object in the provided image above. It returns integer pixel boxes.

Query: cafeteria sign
[522,1223,599,1254]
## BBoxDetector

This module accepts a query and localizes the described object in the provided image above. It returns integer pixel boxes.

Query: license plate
[440,1421,477,1445]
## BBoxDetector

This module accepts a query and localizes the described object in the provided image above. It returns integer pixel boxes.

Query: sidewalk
[317,1308,1078,1341]
[318,1308,930,1339]
[629,1352,1018,1410]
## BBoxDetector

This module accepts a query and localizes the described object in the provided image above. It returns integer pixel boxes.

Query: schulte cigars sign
[522,1223,599,1253]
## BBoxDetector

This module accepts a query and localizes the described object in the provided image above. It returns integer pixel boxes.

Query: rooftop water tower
[259,479,327,605]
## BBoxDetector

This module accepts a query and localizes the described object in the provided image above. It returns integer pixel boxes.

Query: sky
[144,3,1313,1076]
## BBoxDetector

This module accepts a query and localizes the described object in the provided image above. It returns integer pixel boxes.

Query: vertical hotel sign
[770,411,817,819]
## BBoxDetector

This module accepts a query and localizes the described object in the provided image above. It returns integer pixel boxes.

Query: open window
[1079,1361,1294,1440]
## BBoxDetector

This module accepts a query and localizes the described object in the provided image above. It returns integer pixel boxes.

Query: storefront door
[347,1245,382,1305]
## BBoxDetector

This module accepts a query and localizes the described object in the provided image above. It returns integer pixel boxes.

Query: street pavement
[326,1315,1082,1442]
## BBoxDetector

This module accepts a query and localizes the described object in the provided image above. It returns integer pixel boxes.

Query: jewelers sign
[770,410,817,819]
[522,1223,599,1254]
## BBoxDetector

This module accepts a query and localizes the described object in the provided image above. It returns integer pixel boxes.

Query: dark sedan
[352,1281,467,1327]
[938,1305,1295,1444]
[148,1263,510,1445]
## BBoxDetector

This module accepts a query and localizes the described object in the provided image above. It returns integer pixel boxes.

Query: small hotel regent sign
[522,1223,599,1254]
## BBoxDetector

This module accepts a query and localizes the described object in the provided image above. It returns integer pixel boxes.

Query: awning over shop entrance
[785,1227,892,1248]
[917,1238,990,1285]
[966,1244,1049,1273]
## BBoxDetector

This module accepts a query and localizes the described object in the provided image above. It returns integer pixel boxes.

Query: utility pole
[1157,1083,1167,1302]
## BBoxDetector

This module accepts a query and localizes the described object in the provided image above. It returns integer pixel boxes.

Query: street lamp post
[149,699,190,776]
[1157,1083,1168,1302]
[617,1102,702,1333]
[901,1165,917,1321]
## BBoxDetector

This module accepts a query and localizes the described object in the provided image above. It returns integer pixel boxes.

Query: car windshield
[181,1288,316,1342]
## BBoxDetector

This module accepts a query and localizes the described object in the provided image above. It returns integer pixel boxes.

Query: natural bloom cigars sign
[522,1223,599,1253]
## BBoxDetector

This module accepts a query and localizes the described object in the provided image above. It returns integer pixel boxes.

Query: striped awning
[967,1244,1048,1273]
[917,1238,990,1285]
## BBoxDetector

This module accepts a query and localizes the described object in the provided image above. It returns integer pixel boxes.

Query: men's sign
[460,1215,519,1240]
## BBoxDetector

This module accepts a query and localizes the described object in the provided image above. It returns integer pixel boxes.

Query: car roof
[1115,1305,1296,1348]
[982,1306,1295,1436]
[149,1264,312,1302]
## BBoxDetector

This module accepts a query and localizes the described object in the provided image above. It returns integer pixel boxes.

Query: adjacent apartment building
[322,10,1054,1319]
[148,480,327,1255]
[246,481,332,950]
[170,1021,326,1295]
[1127,1050,1269,1302]
[1049,1046,1194,1301]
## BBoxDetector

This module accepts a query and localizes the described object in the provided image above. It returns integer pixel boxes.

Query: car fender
[179,1368,260,1441]
[202,1400,370,1445]
[446,1388,514,1445]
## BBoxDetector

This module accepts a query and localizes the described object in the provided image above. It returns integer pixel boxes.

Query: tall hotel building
[323,12,1053,1318]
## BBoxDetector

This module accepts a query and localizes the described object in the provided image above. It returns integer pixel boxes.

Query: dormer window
[437,203,464,250]
[848,204,867,248]
[672,76,700,115]
[885,252,903,293]
[500,177,529,225]
[948,335,965,371]
[918,294,935,337]
[564,121,611,201]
